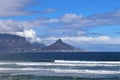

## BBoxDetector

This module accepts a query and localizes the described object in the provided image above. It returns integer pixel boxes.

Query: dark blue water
[0,52,119,61]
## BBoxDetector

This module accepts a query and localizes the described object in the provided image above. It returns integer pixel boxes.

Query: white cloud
[60,14,83,22]
[42,36,120,51]
[58,11,120,28]
[0,0,33,17]
[0,19,42,43]
[16,29,41,43]
[0,10,120,45]
[0,0,59,17]
[0,19,23,34]
[44,8,58,13]
[1,11,120,35]
[44,36,120,45]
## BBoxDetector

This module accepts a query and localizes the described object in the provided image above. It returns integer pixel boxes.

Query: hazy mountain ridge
[0,34,36,53]
[0,34,83,53]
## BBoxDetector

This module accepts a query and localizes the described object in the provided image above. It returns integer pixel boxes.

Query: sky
[0,0,120,51]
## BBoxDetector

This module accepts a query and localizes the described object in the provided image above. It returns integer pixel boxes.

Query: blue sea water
[0,52,119,80]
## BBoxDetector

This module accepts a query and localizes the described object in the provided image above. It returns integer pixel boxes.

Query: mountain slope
[0,34,83,53]
[44,39,82,51]
[0,34,43,53]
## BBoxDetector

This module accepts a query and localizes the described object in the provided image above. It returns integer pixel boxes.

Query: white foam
[0,68,119,75]
[53,69,120,74]
[0,63,14,65]
[55,60,120,64]
[0,67,41,71]
[16,63,120,67]
[15,62,120,67]
[0,61,119,67]
[0,61,119,78]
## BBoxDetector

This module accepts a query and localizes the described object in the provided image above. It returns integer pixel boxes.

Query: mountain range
[0,34,83,53]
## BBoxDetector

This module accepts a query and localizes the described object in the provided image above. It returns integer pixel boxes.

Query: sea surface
[0,52,119,80]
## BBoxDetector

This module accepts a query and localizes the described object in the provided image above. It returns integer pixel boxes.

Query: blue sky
[0,0,120,51]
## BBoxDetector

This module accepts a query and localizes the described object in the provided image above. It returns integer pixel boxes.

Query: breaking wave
[0,60,119,78]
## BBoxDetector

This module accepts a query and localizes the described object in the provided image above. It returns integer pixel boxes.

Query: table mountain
[0,34,43,53]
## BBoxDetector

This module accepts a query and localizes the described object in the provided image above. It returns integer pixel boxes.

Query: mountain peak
[58,39,62,42]
[44,39,81,51]
[55,39,63,44]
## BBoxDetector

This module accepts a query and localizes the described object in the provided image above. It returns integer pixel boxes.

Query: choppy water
[0,60,119,80]
[0,52,120,80]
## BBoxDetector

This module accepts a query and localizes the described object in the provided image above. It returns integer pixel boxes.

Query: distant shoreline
[0,51,120,54]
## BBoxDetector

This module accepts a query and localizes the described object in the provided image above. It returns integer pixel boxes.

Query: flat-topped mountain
[0,34,43,53]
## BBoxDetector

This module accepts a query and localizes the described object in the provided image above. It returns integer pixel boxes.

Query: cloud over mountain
[0,19,42,43]
[0,10,120,44]
[16,29,41,43]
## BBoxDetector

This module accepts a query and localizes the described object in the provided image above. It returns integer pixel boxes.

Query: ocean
[0,52,119,80]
